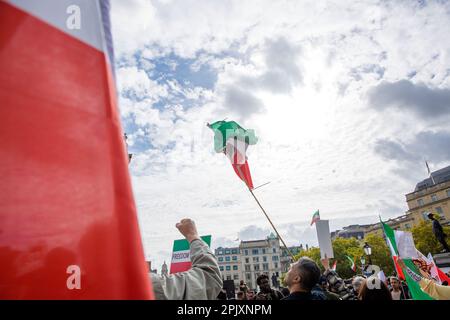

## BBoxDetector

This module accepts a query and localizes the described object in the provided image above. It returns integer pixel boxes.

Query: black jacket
[432,220,446,239]
[282,291,314,300]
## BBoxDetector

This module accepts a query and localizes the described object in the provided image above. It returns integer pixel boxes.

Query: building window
[263,263,269,271]
[245,265,251,272]
[272,255,279,261]
[254,264,260,271]
[246,273,251,280]
[253,257,259,263]
[245,258,249,263]
[263,256,267,262]
[405,223,410,229]
[436,207,443,215]
[226,266,231,271]
[272,248,276,253]
[233,274,239,280]
[219,266,224,271]
[417,199,424,206]
[252,249,259,255]
[274,263,278,269]
[225,249,230,254]
[227,275,232,280]
[431,194,438,202]
[225,256,231,262]
[233,265,238,271]
[218,257,223,262]
[244,250,249,256]
[421,212,429,220]
[262,248,266,254]
[232,255,237,261]
[231,249,238,254]
[218,250,223,255]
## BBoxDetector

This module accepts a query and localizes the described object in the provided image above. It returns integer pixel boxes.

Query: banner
[170,235,212,274]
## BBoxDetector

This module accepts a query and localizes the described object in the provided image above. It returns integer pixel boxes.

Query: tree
[412,220,450,255]
[363,233,394,276]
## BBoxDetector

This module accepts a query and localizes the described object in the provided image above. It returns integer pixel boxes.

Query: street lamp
[363,242,372,265]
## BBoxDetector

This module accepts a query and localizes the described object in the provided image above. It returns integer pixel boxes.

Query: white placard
[315,220,334,259]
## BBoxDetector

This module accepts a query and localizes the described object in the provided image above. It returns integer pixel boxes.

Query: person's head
[442,281,448,286]
[284,257,321,293]
[358,276,392,301]
[247,290,255,299]
[256,274,271,293]
[427,213,435,220]
[240,280,245,285]
[390,277,400,290]
[352,276,366,295]
[236,291,246,300]
[319,275,328,290]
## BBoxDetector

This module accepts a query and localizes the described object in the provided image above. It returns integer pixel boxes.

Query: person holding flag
[398,259,450,300]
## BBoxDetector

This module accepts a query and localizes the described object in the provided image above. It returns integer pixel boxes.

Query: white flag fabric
[378,270,386,282]
[394,230,417,258]
[427,253,441,284]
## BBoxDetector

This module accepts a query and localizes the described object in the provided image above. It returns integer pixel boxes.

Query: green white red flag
[208,121,257,189]
[345,255,356,272]
[380,220,434,300]
[170,236,211,274]
[331,260,337,271]
[310,210,320,226]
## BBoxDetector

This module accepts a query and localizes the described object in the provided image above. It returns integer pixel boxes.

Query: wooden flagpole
[248,188,296,261]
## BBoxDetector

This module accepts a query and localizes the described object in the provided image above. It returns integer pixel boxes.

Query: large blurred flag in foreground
[0,0,153,299]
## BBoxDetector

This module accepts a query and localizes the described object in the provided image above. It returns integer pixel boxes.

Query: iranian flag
[381,221,434,300]
[170,236,212,274]
[331,260,337,271]
[208,121,257,189]
[345,255,356,272]
[310,210,320,226]
[0,0,152,299]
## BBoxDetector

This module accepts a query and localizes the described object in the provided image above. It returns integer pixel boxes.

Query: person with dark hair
[236,291,246,300]
[358,276,393,301]
[428,213,449,252]
[254,274,284,300]
[283,257,321,300]
[390,276,406,300]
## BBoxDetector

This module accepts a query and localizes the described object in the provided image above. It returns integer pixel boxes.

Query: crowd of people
[153,218,450,300]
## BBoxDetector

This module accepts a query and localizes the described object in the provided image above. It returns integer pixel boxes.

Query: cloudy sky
[110,0,450,270]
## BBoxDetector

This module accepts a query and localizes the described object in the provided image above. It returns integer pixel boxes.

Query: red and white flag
[0,0,153,299]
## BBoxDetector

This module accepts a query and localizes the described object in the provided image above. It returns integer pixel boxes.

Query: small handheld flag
[310,210,320,226]
[331,260,337,271]
[345,255,356,272]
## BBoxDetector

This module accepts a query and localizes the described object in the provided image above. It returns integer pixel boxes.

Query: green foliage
[363,233,394,276]
[293,234,394,279]
[412,220,450,255]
